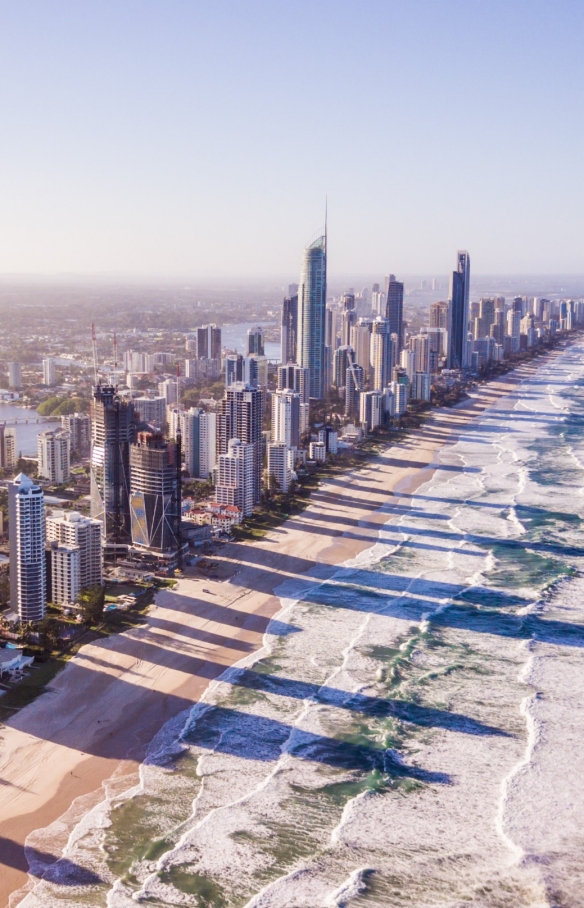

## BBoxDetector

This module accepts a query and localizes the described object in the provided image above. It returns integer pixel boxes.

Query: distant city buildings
[8,363,22,390]
[0,425,17,470]
[61,412,91,458]
[43,358,56,387]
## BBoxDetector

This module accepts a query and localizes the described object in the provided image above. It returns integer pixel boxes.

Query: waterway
[0,402,58,458]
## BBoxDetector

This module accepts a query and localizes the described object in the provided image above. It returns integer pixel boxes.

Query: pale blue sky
[0,0,582,277]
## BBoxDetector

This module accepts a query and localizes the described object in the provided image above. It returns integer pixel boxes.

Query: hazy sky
[0,0,582,278]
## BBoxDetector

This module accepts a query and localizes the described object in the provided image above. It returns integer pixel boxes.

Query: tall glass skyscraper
[448,250,471,369]
[298,235,327,399]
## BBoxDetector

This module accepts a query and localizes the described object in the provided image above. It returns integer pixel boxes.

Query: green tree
[0,573,9,607]
[79,585,105,626]
[38,616,61,653]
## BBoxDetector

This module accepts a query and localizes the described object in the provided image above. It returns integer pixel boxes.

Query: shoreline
[0,353,561,906]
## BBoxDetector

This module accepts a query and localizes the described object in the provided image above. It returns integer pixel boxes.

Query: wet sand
[0,363,544,906]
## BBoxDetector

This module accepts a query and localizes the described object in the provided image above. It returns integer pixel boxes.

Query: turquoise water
[17,342,584,907]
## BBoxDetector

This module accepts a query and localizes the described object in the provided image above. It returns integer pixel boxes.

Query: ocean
[15,341,584,907]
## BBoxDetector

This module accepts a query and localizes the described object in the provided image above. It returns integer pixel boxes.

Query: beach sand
[0,363,544,906]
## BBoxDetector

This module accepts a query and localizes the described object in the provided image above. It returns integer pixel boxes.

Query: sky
[0,0,582,278]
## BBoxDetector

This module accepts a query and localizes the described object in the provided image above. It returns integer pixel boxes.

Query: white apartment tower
[182,407,217,479]
[9,474,46,622]
[215,438,255,517]
[45,509,103,590]
[38,428,71,484]
[271,390,301,448]
[267,443,294,494]
[0,426,16,470]
[50,544,81,606]
[43,358,56,387]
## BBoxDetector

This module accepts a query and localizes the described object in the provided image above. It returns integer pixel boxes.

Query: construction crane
[91,323,99,386]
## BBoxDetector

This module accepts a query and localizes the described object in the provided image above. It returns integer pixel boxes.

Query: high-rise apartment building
[448,250,471,369]
[271,390,301,448]
[507,309,522,354]
[8,363,22,390]
[158,377,180,406]
[90,385,135,549]
[370,317,392,391]
[182,407,217,479]
[350,320,373,379]
[267,443,294,494]
[277,364,310,402]
[217,383,263,506]
[216,438,255,517]
[297,235,327,399]
[385,276,404,352]
[49,543,80,606]
[281,295,298,366]
[133,396,167,431]
[225,353,244,387]
[42,358,56,387]
[359,391,382,432]
[46,509,103,591]
[243,354,268,390]
[60,413,91,458]
[0,425,17,470]
[333,346,356,389]
[129,431,181,554]
[429,301,449,330]
[9,473,46,622]
[325,305,337,350]
[196,325,222,361]
[247,327,265,356]
[38,428,71,484]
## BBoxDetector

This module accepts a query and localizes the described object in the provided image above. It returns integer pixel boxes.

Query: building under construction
[90,384,136,556]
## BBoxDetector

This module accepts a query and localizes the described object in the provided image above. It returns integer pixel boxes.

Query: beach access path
[0,361,546,907]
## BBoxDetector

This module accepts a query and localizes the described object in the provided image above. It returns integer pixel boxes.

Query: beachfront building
[37,428,71,484]
[181,407,217,479]
[411,372,432,402]
[309,441,327,462]
[370,317,392,391]
[90,384,136,551]
[46,509,103,590]
[9,473,46,622]
[359,391,382,432]
[297,234,327,399]
[215,438,255,517]
[129,430,181,555]
[49,542,81,606]
[447,250,471,369]
[267,442,295,494]
[217,383,263,507]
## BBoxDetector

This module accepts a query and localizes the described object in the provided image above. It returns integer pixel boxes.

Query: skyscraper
[182,407,217,479]
[247,326,265,356]
[38,428,71,484]
[196,324,222,360]
[90,385,135,549]
[217,382,263,506]
[225,353,244,387]
[297,234,327,399]
[42,358,56,387]
[215,438,255,517]
[271,390,301,448]
[385,276,404,352]
[370,317,392,391]
[281,295,298,364]
[129,430,181,555]
[447,250,471,369]
[9,473,46,622]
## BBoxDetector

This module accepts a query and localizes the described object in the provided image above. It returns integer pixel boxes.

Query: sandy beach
[0,362,546,906]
